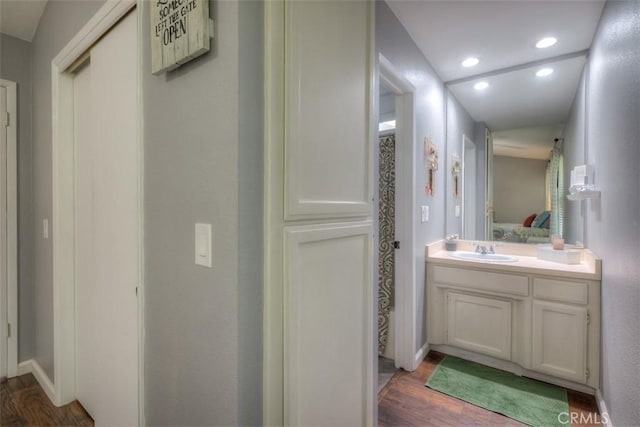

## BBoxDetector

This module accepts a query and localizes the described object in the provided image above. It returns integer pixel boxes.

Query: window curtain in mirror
[546,139,564,236]
[378,134,395,356]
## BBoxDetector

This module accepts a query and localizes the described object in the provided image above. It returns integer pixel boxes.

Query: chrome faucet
[474,243,495,255]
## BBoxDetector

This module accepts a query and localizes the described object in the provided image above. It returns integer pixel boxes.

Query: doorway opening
[376,54,418,394]
[0,79,18,382]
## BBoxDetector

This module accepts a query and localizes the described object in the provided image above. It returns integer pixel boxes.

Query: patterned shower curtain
[378,134,395,356]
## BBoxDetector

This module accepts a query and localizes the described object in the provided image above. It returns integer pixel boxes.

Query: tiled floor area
[378,356,398,392]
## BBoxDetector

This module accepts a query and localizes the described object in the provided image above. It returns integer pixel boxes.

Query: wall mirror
[445,54,587,244]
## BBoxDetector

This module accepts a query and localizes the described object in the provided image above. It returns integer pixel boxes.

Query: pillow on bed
[532,210,551,228]
[523,213,537,227]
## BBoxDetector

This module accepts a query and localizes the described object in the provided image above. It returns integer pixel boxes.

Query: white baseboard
[413,342,429,370]
[595,389,613,427]
[16,359,56,405]
[17,360,32,376]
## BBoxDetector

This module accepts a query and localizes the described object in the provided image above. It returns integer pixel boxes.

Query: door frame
[378,55,418,370]
[0,79,18,379]
[484,128,494,240]
[50,1,144,424]
[461,134,476,240]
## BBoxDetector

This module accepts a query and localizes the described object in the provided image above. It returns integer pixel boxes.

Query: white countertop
[426,240,601,281]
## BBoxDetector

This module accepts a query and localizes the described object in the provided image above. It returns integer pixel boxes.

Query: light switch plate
[195,223,212,268]
[421,206,429,223]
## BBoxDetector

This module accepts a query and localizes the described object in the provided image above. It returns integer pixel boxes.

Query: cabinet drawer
[533,278,588,305]
[432,265,528,297]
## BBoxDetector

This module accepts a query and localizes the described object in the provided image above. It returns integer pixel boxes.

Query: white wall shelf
[567,190,601,201]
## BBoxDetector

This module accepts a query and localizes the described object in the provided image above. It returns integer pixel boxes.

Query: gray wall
[581,1,639,424]
[30,0,106,381]
[492,156,547,224]
[376,1,447,351]
[445,93,475,238]
[0,33,34,362]
[236,1,264,424]
[28,2,264,423]
[143,0,263,424]
[562,70,586,245]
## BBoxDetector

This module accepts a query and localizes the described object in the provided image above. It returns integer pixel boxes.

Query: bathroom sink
[449,251,518,263]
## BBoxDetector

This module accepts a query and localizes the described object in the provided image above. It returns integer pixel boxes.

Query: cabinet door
[447,293,512,360]
[284,0,372,220]
[532,300,587,383]
[284,222,373,426]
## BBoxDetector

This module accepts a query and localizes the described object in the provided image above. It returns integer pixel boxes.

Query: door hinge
[7,323,11,338]
[4,112,9,127]
[135,287,138,296]
[586,311,591,325]
[585,368,590,379]
[393,241,400,249]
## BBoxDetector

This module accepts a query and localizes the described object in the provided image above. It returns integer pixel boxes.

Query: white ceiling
[386,0,605,155]
[386,0,605,83]
[449,55,586,131]
[0,0,48,42]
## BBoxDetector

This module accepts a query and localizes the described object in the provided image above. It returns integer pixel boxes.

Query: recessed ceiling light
[536,37,557,49]
[474,81,489,91]
[462,57,479,67]
[536,68,554,77]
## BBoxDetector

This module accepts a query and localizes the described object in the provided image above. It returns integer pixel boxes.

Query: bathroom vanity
[426,240,601,392]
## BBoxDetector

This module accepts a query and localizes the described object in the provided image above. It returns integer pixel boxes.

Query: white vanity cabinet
[426,254,601,390]
[531,278,600,385]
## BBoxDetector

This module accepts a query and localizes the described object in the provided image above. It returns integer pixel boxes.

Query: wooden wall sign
[151,0,213,74]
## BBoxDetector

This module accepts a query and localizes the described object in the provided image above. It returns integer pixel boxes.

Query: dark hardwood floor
[1,352,600,427]
[1,374,93,426]
[379,351,602,427]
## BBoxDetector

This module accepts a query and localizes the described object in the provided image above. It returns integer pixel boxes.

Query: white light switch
[43,219,49,239]
[195,223,212,268]
[421,206,429,223]
[455,205,461,217]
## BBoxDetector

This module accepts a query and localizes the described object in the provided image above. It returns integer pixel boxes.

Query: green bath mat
[426,356,569,427]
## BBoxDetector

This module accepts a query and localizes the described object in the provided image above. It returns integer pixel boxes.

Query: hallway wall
[445,94,475,238]
[376,1,449,352]
[563,1,640,424]
[0,33,35,362]
[142,0,263,424]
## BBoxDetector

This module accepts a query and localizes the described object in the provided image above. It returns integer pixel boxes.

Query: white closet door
[0,85,7,379]
[74,10,139,426]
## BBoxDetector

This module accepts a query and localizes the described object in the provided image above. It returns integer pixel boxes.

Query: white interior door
[0,85,7,379]
[73,10,139,426]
